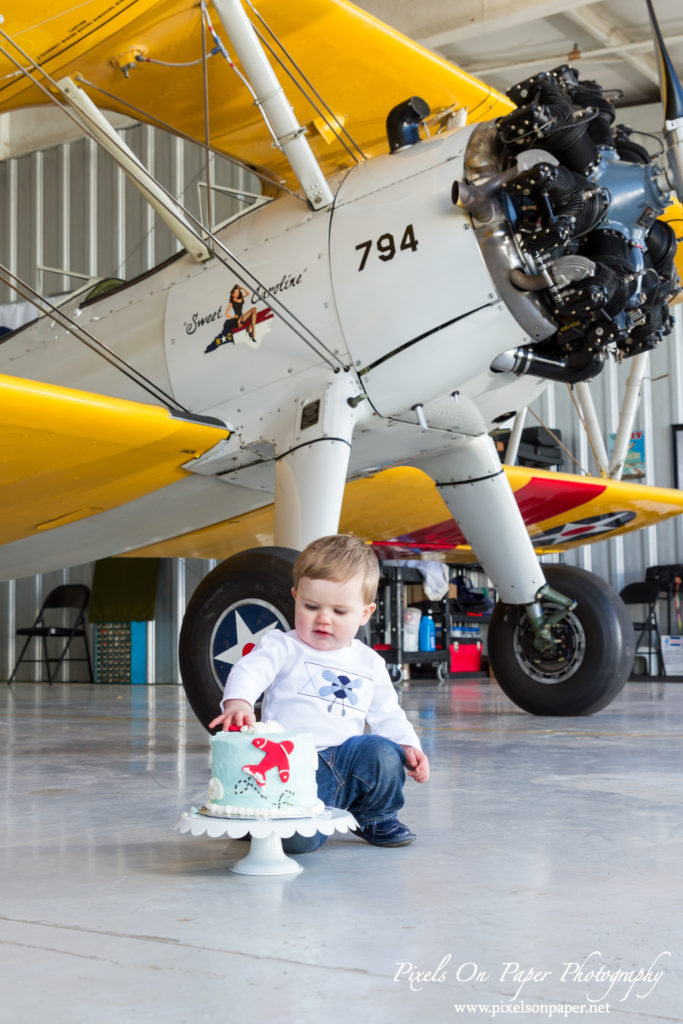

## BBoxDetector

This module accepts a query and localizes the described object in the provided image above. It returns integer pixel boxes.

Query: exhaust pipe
[646,0,683,198]
[491,346,604,384]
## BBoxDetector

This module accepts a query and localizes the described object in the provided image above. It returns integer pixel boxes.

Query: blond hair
[293,534,380,604]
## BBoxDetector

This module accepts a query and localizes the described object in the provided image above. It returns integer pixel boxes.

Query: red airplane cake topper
[242,737,294,786]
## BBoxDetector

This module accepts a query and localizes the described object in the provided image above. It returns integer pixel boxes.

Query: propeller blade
[645,0,683,121]
[645,0,683,199]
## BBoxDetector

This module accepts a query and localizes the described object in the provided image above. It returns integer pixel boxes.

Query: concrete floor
[1,678,682,1024]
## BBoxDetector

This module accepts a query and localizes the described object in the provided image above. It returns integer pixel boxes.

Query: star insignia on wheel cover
[214,609,281,669]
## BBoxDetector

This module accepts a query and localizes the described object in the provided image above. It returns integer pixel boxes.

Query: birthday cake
[203,722,325,818]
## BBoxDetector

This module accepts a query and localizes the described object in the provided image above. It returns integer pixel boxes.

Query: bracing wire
[74,75,304,203]
[0,28,347,374]
[0,263,194,414]
[251,24,361,166]
[200,0,282,150]
[200,0,213,232]
[243,0,364,162]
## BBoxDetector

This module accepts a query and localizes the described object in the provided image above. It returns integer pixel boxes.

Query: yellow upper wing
[1,0,680,276]
[0,0,513,186]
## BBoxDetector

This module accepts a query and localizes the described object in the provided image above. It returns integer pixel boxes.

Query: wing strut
[212,0,333,210]
[573,382,609,475]
[608,353,650,480]
[571,359,648,481]
[503,407,528,466]
[57,77,211,264]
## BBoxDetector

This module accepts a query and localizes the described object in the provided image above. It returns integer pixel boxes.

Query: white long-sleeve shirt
[221,629,421,751]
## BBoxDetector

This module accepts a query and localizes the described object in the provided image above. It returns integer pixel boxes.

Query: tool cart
[371,564,452,682]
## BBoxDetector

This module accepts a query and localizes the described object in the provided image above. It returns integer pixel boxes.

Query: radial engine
[459,65,681,384]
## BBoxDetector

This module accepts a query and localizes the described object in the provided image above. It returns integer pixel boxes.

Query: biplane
[1,0,683,723]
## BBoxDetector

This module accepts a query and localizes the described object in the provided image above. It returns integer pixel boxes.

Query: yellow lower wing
[0,373,229,546]
[123,464,683,561]
[4,369,680,561]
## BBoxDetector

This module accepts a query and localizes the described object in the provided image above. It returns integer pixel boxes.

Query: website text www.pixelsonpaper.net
[453,1002,610,1017]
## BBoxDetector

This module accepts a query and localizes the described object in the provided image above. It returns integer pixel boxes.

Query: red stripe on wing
[372,476,607,552]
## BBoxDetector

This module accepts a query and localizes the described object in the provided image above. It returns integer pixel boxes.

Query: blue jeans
[282,734,407,854]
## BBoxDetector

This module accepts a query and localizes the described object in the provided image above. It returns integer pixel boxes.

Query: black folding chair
[7,584,94,684]
[619,580,666,677]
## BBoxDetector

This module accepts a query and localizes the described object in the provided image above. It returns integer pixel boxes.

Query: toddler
[209,533,429,850]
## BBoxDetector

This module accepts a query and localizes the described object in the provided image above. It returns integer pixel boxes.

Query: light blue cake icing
[205,722,324,818]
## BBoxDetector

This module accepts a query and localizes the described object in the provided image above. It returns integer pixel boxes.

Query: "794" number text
[355,224,419,271]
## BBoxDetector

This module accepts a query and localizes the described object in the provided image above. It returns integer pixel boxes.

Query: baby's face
[292,574,375,651]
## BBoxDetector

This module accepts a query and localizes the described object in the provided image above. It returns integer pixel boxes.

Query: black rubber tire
[179,547,298,730]
[436,661,449,683]
[487,564,635,716]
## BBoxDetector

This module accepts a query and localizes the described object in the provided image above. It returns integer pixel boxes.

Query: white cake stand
[175,806,357,875]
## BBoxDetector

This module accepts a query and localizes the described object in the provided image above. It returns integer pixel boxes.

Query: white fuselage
[0,123,546,577]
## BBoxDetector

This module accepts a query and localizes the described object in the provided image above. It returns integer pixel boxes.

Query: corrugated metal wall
[0,122,257,301]
[0,124,255,682]
[2,119,682,683]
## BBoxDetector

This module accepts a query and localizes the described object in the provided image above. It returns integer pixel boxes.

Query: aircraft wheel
[179,547,298,730]
[487,564,634,716]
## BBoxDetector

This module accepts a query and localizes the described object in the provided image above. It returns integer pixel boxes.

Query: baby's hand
[401,745,430,783]
[208,699,255,732]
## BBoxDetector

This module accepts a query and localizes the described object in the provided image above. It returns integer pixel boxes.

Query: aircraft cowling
[329,125,543,422]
